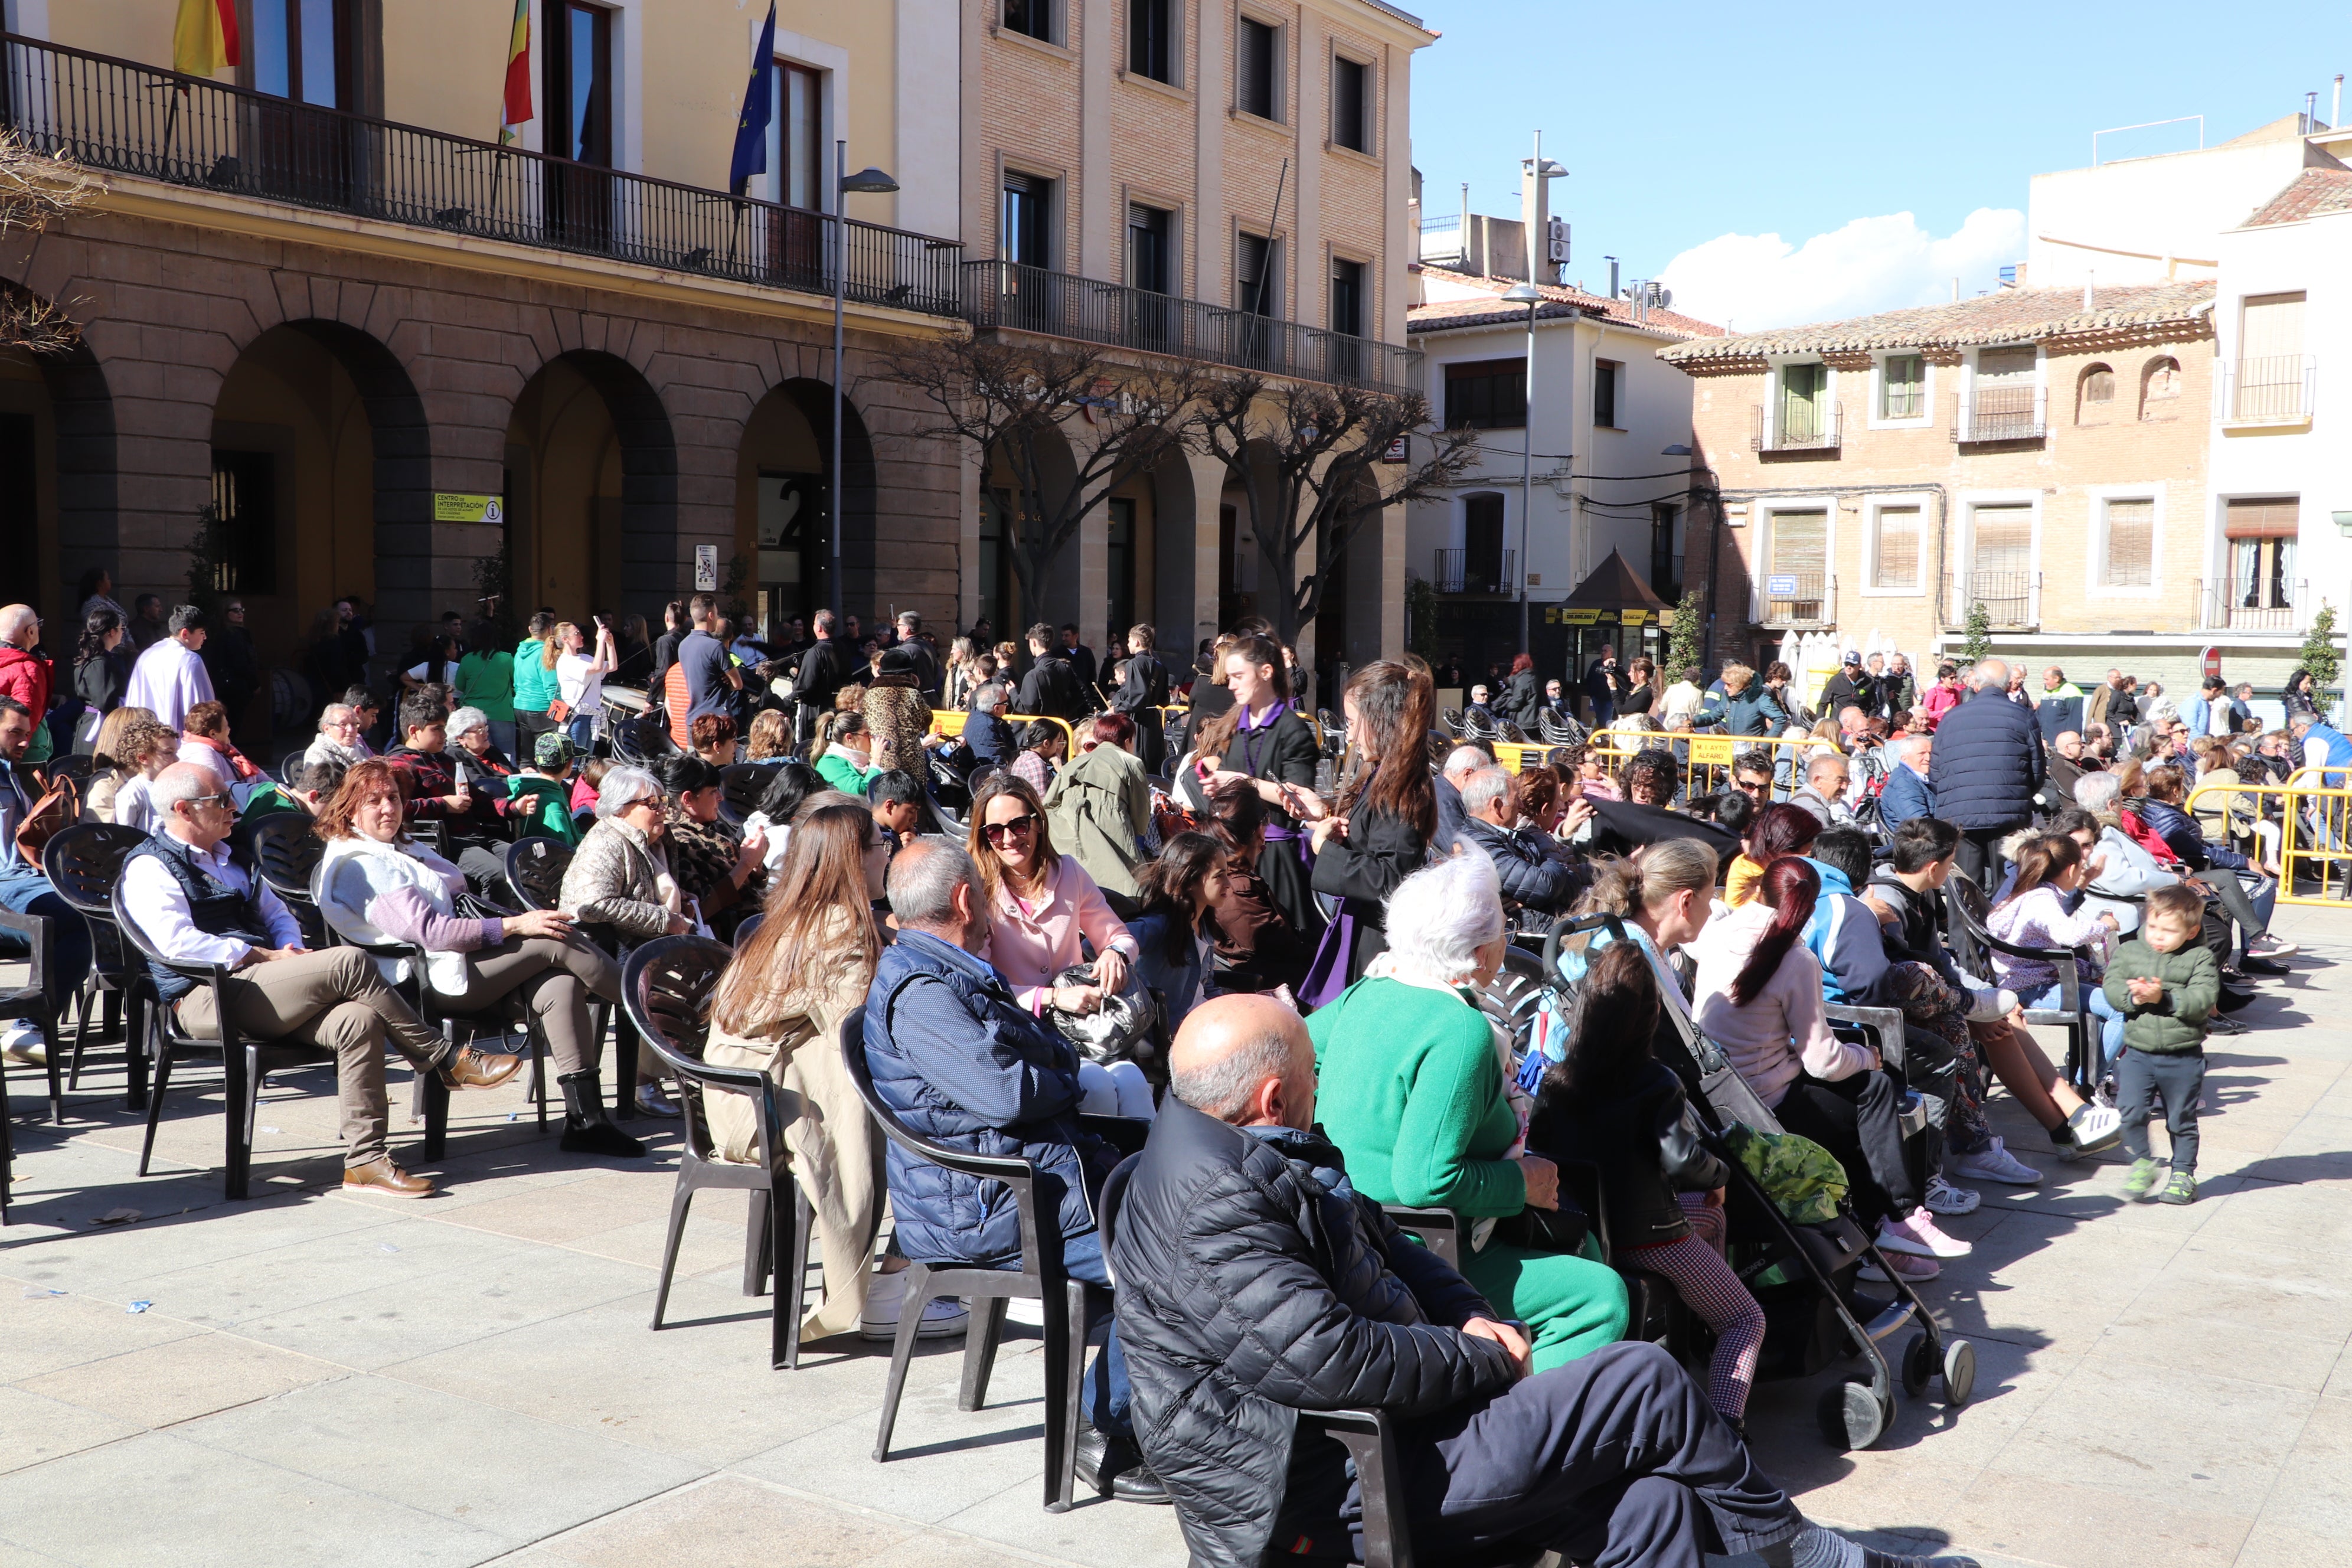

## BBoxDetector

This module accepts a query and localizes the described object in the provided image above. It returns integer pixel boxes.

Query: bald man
[1108,996,1961,1568]
[1926,654,2045,887]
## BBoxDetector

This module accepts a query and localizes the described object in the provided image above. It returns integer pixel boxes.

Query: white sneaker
[1964,986,2020,1023]
[1877,1209,1973,1259]
[1924,1175,1981,1216]
[2247,933,2299,959]
[0,1020,43,1066]
[2066,1102,2124,1157]
[1952,1136,2043,1186]
[859,1270,971,1341]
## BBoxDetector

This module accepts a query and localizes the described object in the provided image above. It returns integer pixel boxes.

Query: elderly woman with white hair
[304,703,370,770]
[557,763,692,1115]
[1306,850,1630,1373]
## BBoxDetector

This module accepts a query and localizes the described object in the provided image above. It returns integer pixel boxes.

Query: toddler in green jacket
[2101,885,2220,1204]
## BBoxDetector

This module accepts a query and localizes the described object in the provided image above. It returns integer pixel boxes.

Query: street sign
[694,544,719,592]
[1689,736,1735,766]
[1766,574,1798,596]
[433,493,503,525]
[2201,645,2222,681]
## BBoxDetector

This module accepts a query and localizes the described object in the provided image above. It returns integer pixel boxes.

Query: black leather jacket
[1526,1061,1728,1250]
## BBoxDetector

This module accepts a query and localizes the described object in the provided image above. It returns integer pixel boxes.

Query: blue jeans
[2022,978,2126,1066]
[487,720,518,759]
[0,863,91,1021]
[566,714,596,751]
[1055,1227,1132,1439]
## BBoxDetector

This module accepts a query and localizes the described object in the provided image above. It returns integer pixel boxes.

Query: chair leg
[743,1188,772,1296]
[224,1043,254,1201]
[782,1184,813,1372]
[530,1018,549,1133]
[872,1263,936,1462]
[1044,1278,1088,1513]
[67,984,93,1092]
[418,1061,450,1163]
[959,1295,1011,1413]
[1336,1425,1416,1568]
[649,1176,694,1331]
[125,993,149,1112]
[44,1006,63,1125]
[138,1026,174,1178]
[610,1010,639,1121]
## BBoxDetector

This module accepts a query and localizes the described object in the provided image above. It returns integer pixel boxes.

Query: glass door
[543,0,613,251]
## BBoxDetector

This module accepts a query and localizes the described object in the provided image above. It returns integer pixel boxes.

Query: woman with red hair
[1690,855,1969,1276]
[1501,651,1543,730]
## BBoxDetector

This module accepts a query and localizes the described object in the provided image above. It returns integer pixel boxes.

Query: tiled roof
[1408,267,1726,341]
[1657,282,2214,367]
[2243,167,2352,227]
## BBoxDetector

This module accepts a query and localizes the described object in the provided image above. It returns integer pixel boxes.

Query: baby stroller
[1537,913,1975,1449]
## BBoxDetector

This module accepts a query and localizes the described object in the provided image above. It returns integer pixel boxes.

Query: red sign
[1381,434,1409,463]
[2201,645,2222,681]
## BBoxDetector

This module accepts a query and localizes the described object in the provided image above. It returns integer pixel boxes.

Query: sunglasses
[179,793,232,812]
[981,813,1038,844]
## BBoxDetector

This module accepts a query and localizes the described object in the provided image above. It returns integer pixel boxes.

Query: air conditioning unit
[1546,216,1570,264]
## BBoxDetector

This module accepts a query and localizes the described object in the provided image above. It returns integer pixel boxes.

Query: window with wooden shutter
[2224,496,2298,538]
[2102,498,2153,587]
[1879,355,1923,419]
[1766,509,1827,619]
[1873,506,1920,589]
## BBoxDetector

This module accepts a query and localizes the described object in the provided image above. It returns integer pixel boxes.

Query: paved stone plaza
[6,903,2352,1568]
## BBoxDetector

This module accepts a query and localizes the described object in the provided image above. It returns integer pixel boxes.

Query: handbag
[545,697,573,726]
[12,765,79,870]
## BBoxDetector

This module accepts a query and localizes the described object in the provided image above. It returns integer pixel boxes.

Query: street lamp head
[1661,444,1693,457]
[1500,282,1544,306]
[840,166,900,194]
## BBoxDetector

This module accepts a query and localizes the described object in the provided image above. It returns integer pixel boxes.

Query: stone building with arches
[1660,282,2219,688]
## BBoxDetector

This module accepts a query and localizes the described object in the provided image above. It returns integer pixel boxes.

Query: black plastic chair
[244,812,329,949]
[731,911,765,950]
[1098,1155,1419,1567]
[111,879,449,1198]
[504,835,639,1116]
[1946,874,2093,1092]
[0,901,54,1223]
[502,835,572,913]
[717,764,770,828]
[623,936,815,1371]
[41,822,151,1111]
[841,1005,1087,1513]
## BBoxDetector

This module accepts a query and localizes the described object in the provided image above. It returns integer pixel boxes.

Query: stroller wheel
[1817,1377,1889,1451]
[1942,1338,1978,1407]
[1902,1332,1936,1400]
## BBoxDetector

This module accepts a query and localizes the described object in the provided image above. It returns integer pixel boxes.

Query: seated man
[120,764,520,1197]
[1879,734,1934,836]
[1788,751,1855,829]
[384,692,472,825]
[864,769,924,853]
[962,681,1018,770]
[862,836,1163,1502]
[1114,992,1968,1568]
[1456,766,1578,914]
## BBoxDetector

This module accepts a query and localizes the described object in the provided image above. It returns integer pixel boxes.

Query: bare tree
[1191,372,1477,678]
[881,331,1211,631]
[0,130,97,355]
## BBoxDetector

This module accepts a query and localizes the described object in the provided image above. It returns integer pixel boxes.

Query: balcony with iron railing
[2197,576,2308,633]
[0,30,965,313]
[1954,384,2047,444]
[1434,548,1515,594]
[1751,403,1842,454]
[2222,356,2317,426]
[1758,571,1835,627]
[964,261,1418,393]
[1941,571,2041,631]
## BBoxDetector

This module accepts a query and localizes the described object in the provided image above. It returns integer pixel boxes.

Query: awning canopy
[1564,549,1671,612]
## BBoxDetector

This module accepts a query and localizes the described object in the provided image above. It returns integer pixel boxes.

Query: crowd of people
[11,584,2335,1567]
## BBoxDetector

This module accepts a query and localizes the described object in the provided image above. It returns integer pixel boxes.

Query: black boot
[558,1069,646,1158]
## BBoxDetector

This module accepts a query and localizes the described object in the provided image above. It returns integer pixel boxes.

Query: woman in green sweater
[511,611,560,755]
[1308,850,1629,1373]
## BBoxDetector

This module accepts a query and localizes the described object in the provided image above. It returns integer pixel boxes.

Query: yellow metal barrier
[2184,776,2349,905]
[1578,727,1841,803]
[930,708,1079,757]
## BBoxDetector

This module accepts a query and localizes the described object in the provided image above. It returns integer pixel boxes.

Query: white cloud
[1658,208,2027,332]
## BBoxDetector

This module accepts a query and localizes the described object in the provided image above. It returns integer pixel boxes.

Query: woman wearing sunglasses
[966,772,1139,1015]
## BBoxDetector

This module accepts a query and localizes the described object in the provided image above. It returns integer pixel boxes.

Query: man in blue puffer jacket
[1926,658,2044,888]
[863,836,1155,1497]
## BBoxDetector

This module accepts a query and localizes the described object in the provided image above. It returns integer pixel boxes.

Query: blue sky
[1407,0,2352,330]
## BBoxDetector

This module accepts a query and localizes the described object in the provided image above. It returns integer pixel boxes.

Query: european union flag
[729,1,778,197]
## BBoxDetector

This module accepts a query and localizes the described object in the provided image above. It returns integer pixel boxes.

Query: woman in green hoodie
[511,611,560,755]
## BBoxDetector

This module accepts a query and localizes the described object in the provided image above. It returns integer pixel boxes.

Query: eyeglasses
[180,793,232,812]
[981,813,1038,844]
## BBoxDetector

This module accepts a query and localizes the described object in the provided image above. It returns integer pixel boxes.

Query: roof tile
[2242,166,2352,227]
[1408,266,1726,341]
[1657,282,2214,366]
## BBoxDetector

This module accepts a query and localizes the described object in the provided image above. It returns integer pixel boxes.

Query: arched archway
[505,351,677,625]
[207,318,430,717]
[0,280,116,633]
[1139,446,1195,650]
[1216,438,1285,632]
[734,377,878,639]
[982,423,1080,637]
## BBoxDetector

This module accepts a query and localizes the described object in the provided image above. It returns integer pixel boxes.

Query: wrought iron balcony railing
[965,261,1418,393]
[1955,383,2047,443]
[0,31,965,315]
[1434,547,1515,594]
[1942,571,2040,631]
[1758,570,1834,627]
[1751,403,1842,453]
[2197,576,2307,633]
[2223,355,2316,423]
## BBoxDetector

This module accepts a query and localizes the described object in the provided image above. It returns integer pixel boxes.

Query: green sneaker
[2123,1158,2161,1201]
[2160,1171,2199,1206]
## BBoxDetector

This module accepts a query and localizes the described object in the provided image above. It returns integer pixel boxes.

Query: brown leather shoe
[342,1157,435,1199]
[439,1047,524,1090]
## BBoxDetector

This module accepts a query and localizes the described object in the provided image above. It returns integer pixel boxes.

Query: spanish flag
[500,0,533,143]
[171,0,239,77]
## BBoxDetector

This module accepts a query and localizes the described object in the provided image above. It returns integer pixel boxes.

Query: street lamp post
[1501,280,1544,657]
[830,142,900,622]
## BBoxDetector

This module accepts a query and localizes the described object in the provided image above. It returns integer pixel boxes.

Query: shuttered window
[2242,292,2307,360]
[2102,498,2154,587]
[1970,505,2032,573]
[2224,496,2299,538]
[1769,510,1826,576]
[1879,355,1923,419]
[1873,506,1920,589]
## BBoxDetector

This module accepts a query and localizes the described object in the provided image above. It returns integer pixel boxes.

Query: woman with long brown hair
[1192,632,1325,937]
[1305,657,1438,992]
[966,771,1138,1013]
[703,796,894,1342]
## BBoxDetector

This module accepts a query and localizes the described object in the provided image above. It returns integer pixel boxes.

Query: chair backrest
[718,763,770,825]
[505,835,573,911]
[246,812,325,899]
[838,1005,1035,1182]
[1439,708,1463,737]
[623,933,774,1165]
[1094,1150,1144,1287]
[43,822,149,913]
[44,753,94,783]
[107,876,223,1034]
[732,910,765,950]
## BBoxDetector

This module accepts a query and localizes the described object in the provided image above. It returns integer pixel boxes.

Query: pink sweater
[1690,899,1873,1109]
[984,856,1139,1011]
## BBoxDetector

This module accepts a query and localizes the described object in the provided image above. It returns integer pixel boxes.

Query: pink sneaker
[1861,1250,1940,1283]
[1876,1210,1973,1259]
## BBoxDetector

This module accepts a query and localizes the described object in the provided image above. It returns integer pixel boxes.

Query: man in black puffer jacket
[1111,995,1966,1568]
[1926,657,2045,888]
[1458,765,1582,914]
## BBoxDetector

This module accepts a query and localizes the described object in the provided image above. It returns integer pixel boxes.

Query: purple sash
[1299,909,1358,1009]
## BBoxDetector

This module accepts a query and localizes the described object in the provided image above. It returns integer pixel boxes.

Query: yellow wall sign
[433,493,505,524]
[1621,609,1651,626]
[1688,735,1736,765]
[1564,608,1603,625]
